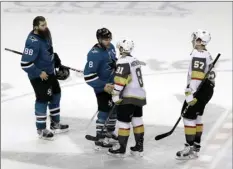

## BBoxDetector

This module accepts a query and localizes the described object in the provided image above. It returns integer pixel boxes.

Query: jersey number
[194,60,205,70]
[136,68,144,87]
[116,66,124,74]
[24,48,33,56]
[89,61,93,68]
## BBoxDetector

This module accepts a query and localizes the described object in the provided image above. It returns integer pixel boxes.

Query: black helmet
[96,28,112,40]
[55,67,70,80]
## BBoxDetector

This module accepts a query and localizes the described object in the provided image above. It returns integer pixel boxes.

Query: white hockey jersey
[113,55,146,106]
[186,49,215,95]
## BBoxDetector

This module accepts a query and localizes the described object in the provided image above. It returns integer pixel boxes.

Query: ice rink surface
[1,2,232,169]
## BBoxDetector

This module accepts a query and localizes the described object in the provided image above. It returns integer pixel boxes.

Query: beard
[38,27,51,40]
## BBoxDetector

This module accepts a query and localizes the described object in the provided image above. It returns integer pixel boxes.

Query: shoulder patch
[29,36,38,43]
[91,48,99,54]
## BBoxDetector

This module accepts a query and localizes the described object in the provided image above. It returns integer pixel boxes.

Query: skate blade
[94,144,113,151]
[130,150,144,157]
[94,145,111,152]
[38,136,54,141]
[107,152,126,158]
[52,128,69,134]
[175,155,198,160]
[94,146,102,151]
[109,139,118,144]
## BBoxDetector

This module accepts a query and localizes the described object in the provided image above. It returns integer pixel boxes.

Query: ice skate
[37,129,54,140]
[105,131,118,144]
[108,144,126,157]
[50,122,69,134]
[94,137,113,151]
[193,142,201,157]
[176,143,198,160]
[130,143,144,157]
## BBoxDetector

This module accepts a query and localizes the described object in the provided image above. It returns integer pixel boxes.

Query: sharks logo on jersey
[29,36,38,43]
[107,59,117,72]
[107,49,117,72]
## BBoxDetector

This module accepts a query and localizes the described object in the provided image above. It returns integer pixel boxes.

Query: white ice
[1,2,232,169]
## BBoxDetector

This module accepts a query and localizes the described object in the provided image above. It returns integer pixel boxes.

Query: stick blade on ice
[85,134,98,141]
[155,132,171,140]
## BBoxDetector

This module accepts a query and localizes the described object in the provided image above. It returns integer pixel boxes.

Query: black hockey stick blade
[155,116,182,140]
[154,131,172,140]
[85,134,99,141]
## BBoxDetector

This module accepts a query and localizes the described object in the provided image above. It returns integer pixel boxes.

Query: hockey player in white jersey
[176,29,216,160]
[108,39,146,157]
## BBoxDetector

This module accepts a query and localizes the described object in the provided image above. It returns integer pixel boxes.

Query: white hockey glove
[112,90,123,105]
[185,88,197,106]
[112,95,122,105]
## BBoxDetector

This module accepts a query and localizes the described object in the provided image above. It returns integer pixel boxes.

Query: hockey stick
[85,85,125,142]
[84,110,99,131]
[154,53,221,141]
[85,105,117,141]
[5,48,84,73]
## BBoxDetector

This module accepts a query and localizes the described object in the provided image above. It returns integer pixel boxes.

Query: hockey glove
[104,83,114,94]
[112,94,123,105]
[54,53,62,68]
[208,70,216,80]
[185,88,197,106]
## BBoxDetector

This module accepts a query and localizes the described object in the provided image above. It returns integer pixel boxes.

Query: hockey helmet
[116,38,134,54]
[55,66,70,80]
[96,28,112,40]
[191,29,211,46]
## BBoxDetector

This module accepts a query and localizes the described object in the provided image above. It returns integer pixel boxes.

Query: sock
[107,110,117,132]
[35,101,48,130]
[195,124,203,146]
[183,118,196,146]
[49,93,61,123]
[96,111,108,138]
[132,117,144,146]
[118,128,130,152]
[195,115,203,148]
[133,125,144,145]
[117,121,131,152]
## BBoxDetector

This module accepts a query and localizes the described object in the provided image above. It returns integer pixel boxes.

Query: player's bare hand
[104,83,114,94]
[40,71,48,81]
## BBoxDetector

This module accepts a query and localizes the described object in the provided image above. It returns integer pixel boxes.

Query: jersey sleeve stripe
[114,76,128,86]
[84,74,98,81]
[84,73,97,78]
[114,84,124,91]
[85,76,99,83]
[21,62,34,68]
[115,82,125,87]
[21,61,33,66]
[191,71,205,80]
[21,61,31,64]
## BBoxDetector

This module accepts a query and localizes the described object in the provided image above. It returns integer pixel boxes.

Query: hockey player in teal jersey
[21,16,69,140]
[84,28,118,149]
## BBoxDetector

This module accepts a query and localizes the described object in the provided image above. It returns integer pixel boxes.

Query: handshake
[104,83,123,104]
[104,83,114,94]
